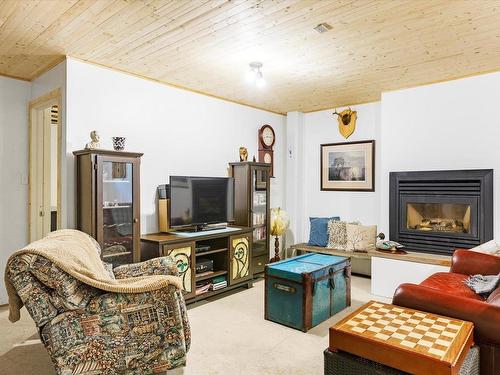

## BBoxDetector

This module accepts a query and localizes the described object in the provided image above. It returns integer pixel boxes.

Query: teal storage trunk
[265,253,351,332]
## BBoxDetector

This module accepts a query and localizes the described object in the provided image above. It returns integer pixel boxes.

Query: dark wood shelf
[252,224,266,229]
[195,270,228,282]
[103,223,130,228]
[102,251,132,259]
[190,280,253,303]
[195,248,228,257]
[194,287,227,299]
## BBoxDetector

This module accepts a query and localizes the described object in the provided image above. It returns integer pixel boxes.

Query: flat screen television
[169,176,234,231]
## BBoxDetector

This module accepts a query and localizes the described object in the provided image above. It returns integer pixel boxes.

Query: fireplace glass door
[400,195,478,238]
[406,202,471,234]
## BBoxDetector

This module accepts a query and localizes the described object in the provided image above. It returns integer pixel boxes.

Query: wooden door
[29,102,60,240]
[96,155,141,265]
[163,242,195,299]
[40,108,52,236]
[229,234,252,284]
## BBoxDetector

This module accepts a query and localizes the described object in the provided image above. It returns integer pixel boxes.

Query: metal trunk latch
[328,268,336,289]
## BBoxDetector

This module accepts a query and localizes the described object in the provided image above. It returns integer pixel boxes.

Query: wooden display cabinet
[74,149,143,266]
[229,162,271,276]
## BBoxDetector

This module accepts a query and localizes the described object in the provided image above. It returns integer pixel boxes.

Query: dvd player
[195,245,211,254]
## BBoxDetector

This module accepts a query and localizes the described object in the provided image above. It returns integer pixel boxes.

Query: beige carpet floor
[0,276,389,375]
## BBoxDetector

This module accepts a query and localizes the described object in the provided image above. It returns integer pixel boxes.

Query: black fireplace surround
[390,169,493,255]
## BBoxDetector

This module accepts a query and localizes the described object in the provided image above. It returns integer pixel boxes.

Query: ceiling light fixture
[246,61,266,88]
[314,23,332,33]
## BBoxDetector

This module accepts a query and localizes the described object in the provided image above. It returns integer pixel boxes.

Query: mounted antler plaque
[333,107,357,139]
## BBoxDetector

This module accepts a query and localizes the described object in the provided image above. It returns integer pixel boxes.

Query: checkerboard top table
[329,301,474,375]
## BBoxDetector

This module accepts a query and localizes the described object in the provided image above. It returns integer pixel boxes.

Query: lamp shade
[270,207,290,236]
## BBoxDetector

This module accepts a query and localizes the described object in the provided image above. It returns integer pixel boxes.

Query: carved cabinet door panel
[229,234,252,285]
[162,242,195,299]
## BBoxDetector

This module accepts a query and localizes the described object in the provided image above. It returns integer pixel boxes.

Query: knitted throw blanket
[464,273,500,297]
[5,229,182,323]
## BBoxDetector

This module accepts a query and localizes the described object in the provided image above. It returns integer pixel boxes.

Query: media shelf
[102,251,132,259]
[195,248,228,257]
[191,282,248,302]
[195,270,228,282]
[141,226,253,303]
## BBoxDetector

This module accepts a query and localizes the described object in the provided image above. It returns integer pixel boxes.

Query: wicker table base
[324,346,479,375]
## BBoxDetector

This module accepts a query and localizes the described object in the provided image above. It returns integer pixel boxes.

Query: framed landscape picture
[320,140,375,191]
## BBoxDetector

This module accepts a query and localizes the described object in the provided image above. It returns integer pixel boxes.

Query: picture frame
[320,140,375,191]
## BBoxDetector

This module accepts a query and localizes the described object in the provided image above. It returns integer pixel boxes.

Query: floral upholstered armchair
[6,245,190,375]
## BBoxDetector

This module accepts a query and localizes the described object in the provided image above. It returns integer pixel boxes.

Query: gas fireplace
[389,170,493,255]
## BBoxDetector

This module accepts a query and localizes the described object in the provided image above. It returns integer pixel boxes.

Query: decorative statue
[239,147,248,161]
[333,107,357,139]
[85,130,101,150]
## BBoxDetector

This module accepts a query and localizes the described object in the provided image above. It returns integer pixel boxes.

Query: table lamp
[270,207,290,262]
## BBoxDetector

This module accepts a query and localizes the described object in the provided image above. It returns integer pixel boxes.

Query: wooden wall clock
[258,124,275,177]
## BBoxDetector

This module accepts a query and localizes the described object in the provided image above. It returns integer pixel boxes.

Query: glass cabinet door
[252,168,268,256]
[100,160,135,265]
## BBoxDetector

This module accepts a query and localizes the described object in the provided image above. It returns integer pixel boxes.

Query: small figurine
[252,155,256,162]
[85,130,101,150]
[239,147,248,161]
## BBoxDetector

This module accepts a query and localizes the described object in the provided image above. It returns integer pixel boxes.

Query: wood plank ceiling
[1,0,500,114]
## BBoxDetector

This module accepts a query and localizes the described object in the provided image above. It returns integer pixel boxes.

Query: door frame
[28,88,62,241]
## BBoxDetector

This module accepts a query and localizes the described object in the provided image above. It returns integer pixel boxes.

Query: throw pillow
[470,240,500,256]
[308,217,340,247]
[346,223,377,252]
[327,220,348,250]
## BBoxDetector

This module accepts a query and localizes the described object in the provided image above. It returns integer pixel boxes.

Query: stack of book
[195,280,211,295]
[212,275,227,291]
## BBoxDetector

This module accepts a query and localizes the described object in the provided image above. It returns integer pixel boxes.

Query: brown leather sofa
[393,249,500,375]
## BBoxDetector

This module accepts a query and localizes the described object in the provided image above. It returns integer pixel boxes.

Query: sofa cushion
[421,272,486,301]
[308,216,340,247]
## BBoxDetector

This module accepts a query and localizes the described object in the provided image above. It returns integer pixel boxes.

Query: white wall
[284,111,305,246]
[295,102,381,242]
[380,72,500,238]
[0,76,31,304]
[66,58,286,235]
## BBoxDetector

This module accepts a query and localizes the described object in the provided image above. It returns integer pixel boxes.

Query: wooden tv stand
[141,226,253,303]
